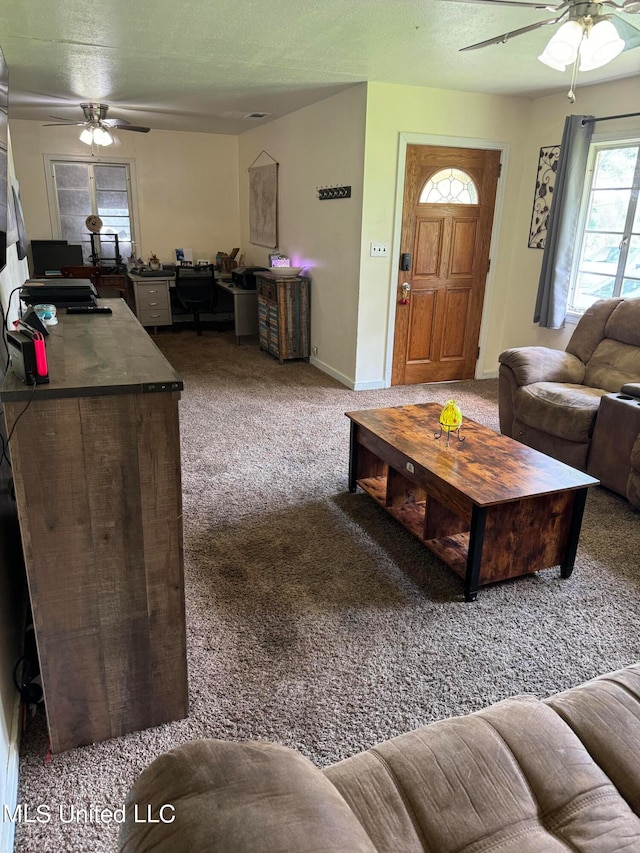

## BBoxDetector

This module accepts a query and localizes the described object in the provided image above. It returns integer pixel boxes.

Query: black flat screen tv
[0,45,8,273]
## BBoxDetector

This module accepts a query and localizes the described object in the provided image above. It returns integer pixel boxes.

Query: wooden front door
[392,145,501,385]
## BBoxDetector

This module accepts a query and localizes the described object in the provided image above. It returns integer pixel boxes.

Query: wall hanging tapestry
[249,154,278,248]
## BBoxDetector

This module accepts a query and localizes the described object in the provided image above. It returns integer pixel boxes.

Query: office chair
[172,265,217,335]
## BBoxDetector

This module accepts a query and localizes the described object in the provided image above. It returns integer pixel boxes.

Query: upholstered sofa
[499,297,640,504]
[119,663,640,852]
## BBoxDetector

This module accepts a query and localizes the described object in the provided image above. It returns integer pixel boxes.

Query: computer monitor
[30,242,84,276]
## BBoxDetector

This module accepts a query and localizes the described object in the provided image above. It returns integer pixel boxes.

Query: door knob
[400,282,411,304]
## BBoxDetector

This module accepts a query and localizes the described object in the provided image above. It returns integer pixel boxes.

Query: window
[419,168,478,204]
[568,140,640,314]
[47,158,137,265]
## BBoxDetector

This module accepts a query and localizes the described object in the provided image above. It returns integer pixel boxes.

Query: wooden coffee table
[345,403,599,601]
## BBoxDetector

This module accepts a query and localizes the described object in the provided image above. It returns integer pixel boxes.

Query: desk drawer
[257,277,277,301]
[99,275,126,288]
[138,290,170,311]
[137,280,169,294]
[139,308,172,327]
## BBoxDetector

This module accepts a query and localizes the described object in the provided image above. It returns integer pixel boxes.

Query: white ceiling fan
[44,102,151,146]
[446,0,640,100]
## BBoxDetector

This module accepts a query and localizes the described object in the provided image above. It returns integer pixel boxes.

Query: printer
[21,278,98,308]
[231,266,268,290]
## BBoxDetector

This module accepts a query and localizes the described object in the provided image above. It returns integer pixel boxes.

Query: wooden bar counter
[0,300,188,752]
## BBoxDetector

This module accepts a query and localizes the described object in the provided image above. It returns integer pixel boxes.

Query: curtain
[534,114,594,328]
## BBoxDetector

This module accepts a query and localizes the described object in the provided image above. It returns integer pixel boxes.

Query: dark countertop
[1,300,183,402]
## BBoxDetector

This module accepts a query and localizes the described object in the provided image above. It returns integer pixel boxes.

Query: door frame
[385,133,510,387]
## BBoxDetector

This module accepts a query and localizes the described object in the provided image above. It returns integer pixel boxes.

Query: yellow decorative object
[440,400,462,431]
[434,399,465,446]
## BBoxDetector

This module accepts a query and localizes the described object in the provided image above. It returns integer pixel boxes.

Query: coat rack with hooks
[316,185,351,201]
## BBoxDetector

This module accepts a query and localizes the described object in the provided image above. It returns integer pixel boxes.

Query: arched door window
[419,168,479,204]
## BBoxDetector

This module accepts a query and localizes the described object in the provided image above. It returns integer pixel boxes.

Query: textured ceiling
[1,0,639,135]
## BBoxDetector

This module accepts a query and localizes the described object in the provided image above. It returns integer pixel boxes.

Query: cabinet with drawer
[256,272,310,362]
[129,275,173,327]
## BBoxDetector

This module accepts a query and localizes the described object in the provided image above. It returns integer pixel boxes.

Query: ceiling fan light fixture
[538,20,584,70]
[79,124,114,147]
[93,126,114,146]
[578,19,625,70]
[79,127,94,145]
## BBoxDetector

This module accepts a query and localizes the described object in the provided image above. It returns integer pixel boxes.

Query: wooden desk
[215,279,258,343]
[0,301,188,752]
[128,273,257,341]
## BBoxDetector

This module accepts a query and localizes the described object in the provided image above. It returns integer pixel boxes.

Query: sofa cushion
[325,694,640,852]
[566,297,622,364]
[514,382,606,442]
[499,347,586,386]
[118,739,378,853]
[584,339,640,392]
[511,419,590,470]
[545,664,640,816]
[604,296,640,347]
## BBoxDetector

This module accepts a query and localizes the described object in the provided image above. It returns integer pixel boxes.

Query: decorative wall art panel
[249,162,278,248]
[528,145,560,249]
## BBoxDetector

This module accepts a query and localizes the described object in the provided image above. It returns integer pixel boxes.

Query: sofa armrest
[498,346,586,387]
[118,739,378,853]
[621,382,640,398]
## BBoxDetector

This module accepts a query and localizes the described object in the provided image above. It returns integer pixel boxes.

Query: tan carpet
[14,328,640,852]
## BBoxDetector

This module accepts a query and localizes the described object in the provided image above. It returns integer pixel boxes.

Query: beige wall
[358,82,531,386]
[9,77,640,390]
[502,75,640,354]
[9,121,241,267]
[238,85,367,387]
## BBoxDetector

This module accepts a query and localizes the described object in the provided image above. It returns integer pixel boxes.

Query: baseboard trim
[310,357,497,389]
[0,694,21,853]
[310,357,355,389]
[352,379,386,390]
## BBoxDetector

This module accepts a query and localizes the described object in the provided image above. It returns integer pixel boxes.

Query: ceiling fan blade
[459,15,563,50]
[43,105,151,133]
[601,0,640,7]
[114,125,151,133]
[611,14,640,47]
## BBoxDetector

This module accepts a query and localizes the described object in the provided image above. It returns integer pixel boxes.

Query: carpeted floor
[14,328,640,852]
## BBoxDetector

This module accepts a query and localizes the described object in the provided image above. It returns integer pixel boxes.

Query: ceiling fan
[44,102,151,146]
[447,0,640,100]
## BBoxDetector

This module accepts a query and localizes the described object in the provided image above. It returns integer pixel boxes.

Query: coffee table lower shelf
[352,462,592,603]
[357,475,471,581]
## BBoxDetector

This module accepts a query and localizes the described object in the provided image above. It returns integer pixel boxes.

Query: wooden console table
[1,301,188,752]
[346,403,599,601]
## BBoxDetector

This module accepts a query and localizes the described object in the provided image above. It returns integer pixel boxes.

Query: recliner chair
[498,296,640,490]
